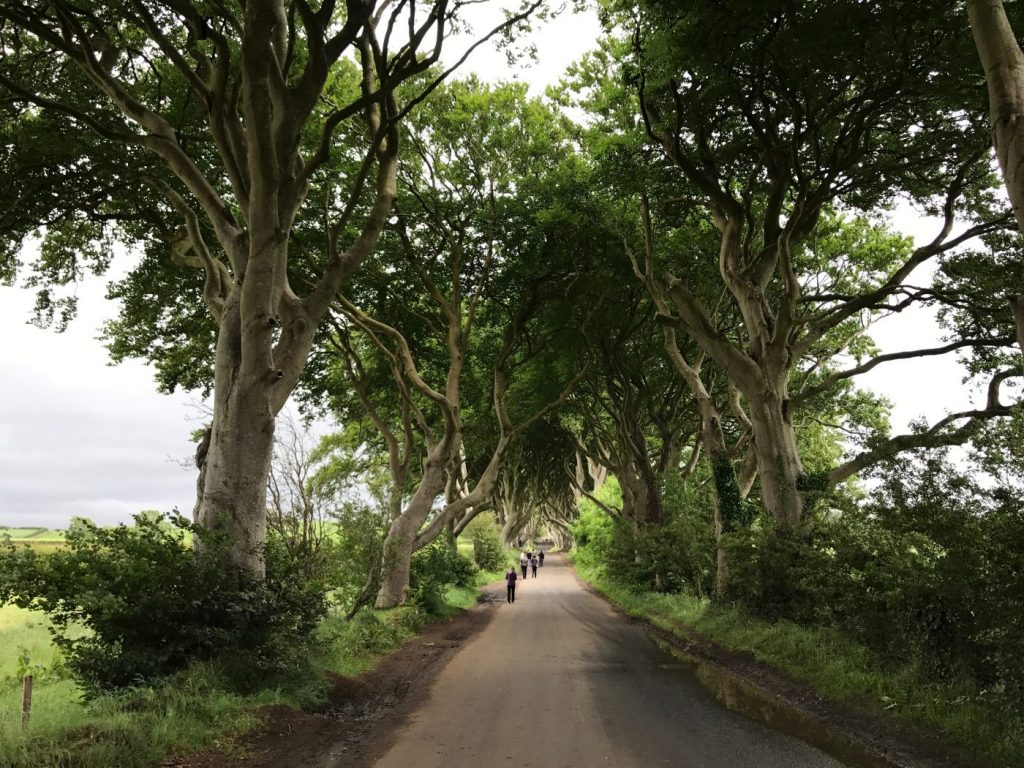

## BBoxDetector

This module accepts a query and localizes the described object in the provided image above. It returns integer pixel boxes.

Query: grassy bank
[572,559,1023,768]
[0,568,504,768]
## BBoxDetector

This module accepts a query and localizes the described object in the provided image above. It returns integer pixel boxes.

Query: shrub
[339,609,406,656]
[0,513,329,695]
[408,540,478,614]
[465,515,508,571]
[328,500,389,611]
[723,452,1024,709]
[572,475,716,595]
[721,519,833,622]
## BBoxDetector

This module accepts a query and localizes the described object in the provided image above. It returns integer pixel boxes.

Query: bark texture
[969,0,1024,358]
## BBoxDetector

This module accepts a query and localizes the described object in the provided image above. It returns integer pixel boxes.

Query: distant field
[0,528,65,541]
[0,529,66,553]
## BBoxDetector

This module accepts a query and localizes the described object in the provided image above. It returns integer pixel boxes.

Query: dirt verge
[163,586,504,768]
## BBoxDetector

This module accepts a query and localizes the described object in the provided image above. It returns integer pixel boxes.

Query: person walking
[505,566,518,603]
[538,549,545,567]
[520,551,528,579]
[531,555,538,578]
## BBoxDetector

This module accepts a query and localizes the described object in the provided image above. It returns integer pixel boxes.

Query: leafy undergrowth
[0,577,499,768]
[572,559,1024,768]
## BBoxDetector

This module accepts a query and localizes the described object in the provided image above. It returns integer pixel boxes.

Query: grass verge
[572,558,1023,768]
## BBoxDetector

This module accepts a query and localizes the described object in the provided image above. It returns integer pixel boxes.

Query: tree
[598,0,1020,527]
[493,420,580,546]
[0,0,541,577]
[266,412,332,576]
[319,79,590,607]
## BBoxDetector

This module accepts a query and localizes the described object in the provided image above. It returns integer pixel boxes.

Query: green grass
[0,605,63,681]
[314,605,426,679]
[0,665,261,768]
[0,605,409,768]
[443,566,507,613]
[572,558,1023,768]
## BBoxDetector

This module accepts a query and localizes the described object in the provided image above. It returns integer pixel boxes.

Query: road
[373,554,844,768]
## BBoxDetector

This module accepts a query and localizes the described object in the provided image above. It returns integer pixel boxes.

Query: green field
[0,528,64,541]
[1,528,66,554]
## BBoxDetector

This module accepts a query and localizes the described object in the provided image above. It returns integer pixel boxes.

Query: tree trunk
[619,459,662,528]
[375,458,447,608]
[970,0,1024,232]
[746,390,804,528]
[375,507,421,610]
[696,400,736,599]
[194,298,278,578]
[968,0,1024,358]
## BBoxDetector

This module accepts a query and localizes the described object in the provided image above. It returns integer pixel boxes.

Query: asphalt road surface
[374,554,844,768]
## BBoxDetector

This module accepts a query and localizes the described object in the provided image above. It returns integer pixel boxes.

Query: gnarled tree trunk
[746,388,804,529]
[375,449,450,608]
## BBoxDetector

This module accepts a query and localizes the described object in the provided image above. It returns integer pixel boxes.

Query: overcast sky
[0,4,994,528]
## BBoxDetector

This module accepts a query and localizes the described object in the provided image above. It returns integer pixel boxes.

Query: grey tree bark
[968,0,1024,357]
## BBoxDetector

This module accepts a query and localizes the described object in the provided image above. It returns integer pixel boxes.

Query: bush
[0,513,329,695]
[408,540,478,614]
[572,475,716,595]
[328,500,389,611]
[339,609,408,656]
[723,452,1024,709]
[721,519,833,622]
[571,479,620,576]
[466,515,508,571]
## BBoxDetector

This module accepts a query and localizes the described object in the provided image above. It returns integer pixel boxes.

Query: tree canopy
[2,0,1022,608]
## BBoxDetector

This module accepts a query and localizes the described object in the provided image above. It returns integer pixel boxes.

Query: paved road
[374,554,844,768]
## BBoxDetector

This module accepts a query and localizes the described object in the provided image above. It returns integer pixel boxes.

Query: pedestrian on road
[520,552,528,579]
[531,555,538,578]
[505,567,518,603]
[538,549,545,567]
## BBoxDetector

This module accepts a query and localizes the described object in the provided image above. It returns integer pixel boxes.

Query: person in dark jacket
[538,550,545,567]
[506,567,518,603]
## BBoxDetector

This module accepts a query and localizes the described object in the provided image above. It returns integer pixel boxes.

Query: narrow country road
[373,554,844,768]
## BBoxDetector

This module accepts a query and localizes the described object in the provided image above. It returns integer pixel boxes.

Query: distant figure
[538,550,545,567]
[505,567,518,603]
[520,551,528,579]
[531,555,538,578]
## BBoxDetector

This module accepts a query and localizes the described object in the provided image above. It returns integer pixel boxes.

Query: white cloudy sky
[0,4,993,528]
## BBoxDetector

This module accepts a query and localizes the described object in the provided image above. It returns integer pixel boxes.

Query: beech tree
[0,0,540,577]
[598,0,1021,528]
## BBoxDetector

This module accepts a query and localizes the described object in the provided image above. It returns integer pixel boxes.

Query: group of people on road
[505,548,544,603]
